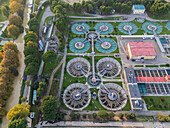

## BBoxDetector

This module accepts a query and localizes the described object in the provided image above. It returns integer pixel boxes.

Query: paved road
[0,21,9,36]
[35,121,170,128]
[39,6,54,41]
[69,13,169,22]
[102,79,122,82]
[46,59,64,95]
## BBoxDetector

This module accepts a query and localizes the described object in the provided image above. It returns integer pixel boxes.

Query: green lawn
[135,65,144,67]
[44,16,53,24]
[37,6,47,23]
[31,105,39,127]
[136,115,155,122]
[43,56,63,77]
[146,65,159,67]
[19,80,26,104]
[49,66,62,96]
[122,99,131,111]
[0,45,3,50]
[142,96,170,110]
[70,17,119,21]
[0,0,10,21]
[68,13,94,17]
[148,13,170,20]
[1,25,11,38]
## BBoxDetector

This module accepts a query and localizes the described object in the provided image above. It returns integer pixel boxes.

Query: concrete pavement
[35,121,170,128]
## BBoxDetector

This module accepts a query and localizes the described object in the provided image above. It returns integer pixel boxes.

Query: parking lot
[118,37,170,65]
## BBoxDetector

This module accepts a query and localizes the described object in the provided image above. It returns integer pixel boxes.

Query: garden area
[142,96,170,110]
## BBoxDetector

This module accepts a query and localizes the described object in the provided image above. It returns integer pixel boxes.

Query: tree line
[71,0,169,16]
[0,42,19,118]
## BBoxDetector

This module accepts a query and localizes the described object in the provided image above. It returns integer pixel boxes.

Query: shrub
[83,114,86,119]
[92,113,97,118]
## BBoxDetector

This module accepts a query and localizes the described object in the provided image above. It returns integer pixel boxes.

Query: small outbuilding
[132,5,145,14]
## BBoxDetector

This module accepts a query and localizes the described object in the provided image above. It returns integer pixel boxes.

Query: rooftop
[136,77,167,82]
[124,68,137,83]
[128,84,141,99]
[128,42,157,56]
[133,5,145,10]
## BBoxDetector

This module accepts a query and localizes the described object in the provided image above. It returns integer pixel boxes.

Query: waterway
[0,0,32,127]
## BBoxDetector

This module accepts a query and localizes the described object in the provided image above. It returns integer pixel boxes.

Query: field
[142,96,170,110]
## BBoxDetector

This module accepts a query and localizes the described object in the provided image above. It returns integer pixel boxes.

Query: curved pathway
[39,6,54,41]
[46,59,64,95]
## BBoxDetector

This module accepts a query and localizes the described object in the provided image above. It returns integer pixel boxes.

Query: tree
[26,41,38,48]
[109,112,115,119]
[37,82,47,97]
[1,6,9,18]
[24,31,38,44]
[119,113,124,119]
[92,113,97,119]
[7,103,30,120]
[28,18,39,27]
[7,25,20,39]
[24,54,39,65]
[40,95,59,120]
[24,62,39,75]
[0,104,6,118]
[8,118,28,128]
[10,0,23,3]
[24,46,38,56]
[9,66,19,76]
[9,14,22,27]
[42,50,57,63]
[70,112,76,120]
[97,110,109,120]
[1,49,19,68]
[9,1,24,13]
[55,16,69,34]
[3,42,18,53]
[87,4,93,12]
[73,3,82,12]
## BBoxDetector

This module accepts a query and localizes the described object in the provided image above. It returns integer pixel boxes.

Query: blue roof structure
[133,5,145,10]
